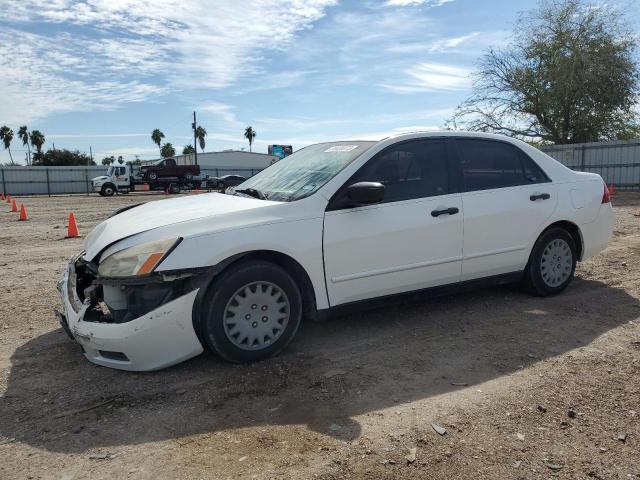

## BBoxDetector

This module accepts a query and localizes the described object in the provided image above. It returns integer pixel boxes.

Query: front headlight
[98,238,181,278]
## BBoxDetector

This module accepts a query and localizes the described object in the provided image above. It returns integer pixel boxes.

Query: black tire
[101,185,115,197]
[169,184,181,194]
[148,171,158,181]
[201,260,302,363]
[523,227,577,297]
[217,181,225,190]
[184,171,194,181]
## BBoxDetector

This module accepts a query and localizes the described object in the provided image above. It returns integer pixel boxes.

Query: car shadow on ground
[1,277,638,453]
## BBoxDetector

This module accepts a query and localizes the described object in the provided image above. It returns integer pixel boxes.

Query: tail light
[602,183,611,204]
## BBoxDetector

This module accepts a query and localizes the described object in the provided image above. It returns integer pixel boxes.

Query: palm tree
[244,126,256,152]
[182,145,195,154]
[195,126,207,152]
[151,129,165,155]
[29,130,45,154]
[160,142,175,158]
[0,126,14,163]
[18,126,30,165]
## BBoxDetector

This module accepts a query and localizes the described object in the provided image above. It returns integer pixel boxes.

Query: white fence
[3,139,639,195]
[0,166,264,196]
[541,139,640,190]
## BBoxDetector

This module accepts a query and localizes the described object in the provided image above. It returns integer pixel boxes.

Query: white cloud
[200,102,244,128]
[385,0,454,7]
[380,62,471,93]
[0,0,337,124]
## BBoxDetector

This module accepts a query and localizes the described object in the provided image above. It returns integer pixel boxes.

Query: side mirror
[344,182,385,207]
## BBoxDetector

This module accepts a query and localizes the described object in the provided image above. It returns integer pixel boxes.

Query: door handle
[530,193,550,201]
[431,207,459,217]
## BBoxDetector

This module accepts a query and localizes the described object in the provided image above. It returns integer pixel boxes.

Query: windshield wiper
[234,188,268,200]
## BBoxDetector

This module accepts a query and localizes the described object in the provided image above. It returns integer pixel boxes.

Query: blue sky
[0,0,636,164]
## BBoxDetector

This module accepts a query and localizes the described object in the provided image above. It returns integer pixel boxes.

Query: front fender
[156,218,329,309]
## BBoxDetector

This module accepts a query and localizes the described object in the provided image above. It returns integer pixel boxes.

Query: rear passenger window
[521,153,549,184]
[456,139,547,192]
[351,140,449,203]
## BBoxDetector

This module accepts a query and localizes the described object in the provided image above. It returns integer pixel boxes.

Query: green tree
[448,0,639,144]
[18,126,31,165]
[195,126,207,152]
[101,156,115,166]
[151,129,165,154]
[244,126,256,152]
[29,130,45,154]
[117,155,124,165]
[0,126,14,163]
[182,144,195,154]
[32,149,95,166]
[160,142,175,158]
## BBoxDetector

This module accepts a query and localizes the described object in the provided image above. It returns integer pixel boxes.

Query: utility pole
[192,111,198,166]
[89,146,93,165]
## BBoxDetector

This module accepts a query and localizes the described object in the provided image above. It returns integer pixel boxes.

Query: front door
[323,139,464,306]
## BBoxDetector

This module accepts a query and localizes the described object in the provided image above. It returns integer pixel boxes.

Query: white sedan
[56,132,613,370]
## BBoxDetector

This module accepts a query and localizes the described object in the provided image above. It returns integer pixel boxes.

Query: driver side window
[350,139,449,203]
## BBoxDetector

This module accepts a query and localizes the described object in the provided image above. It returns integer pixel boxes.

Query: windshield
[106,166,114,176]
[232,141,376,202]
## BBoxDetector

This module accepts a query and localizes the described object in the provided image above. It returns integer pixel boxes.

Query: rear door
[164,158,177,176]
[323,138,464,306]
[453,138,557,281]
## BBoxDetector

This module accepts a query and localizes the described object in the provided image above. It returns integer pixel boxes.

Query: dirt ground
[0,191,639,480]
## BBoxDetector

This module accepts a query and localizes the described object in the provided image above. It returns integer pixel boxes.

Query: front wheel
[524,228,577,297]
[101,185,115,197]
[217,181,225,190]
[201,261,302,363]
[148,171,158,181]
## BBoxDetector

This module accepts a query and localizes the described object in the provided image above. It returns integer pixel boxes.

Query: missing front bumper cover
[57,256,206,371]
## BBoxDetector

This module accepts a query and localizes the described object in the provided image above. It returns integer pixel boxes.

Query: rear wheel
[201,261,302,363]
[524,228,577,296]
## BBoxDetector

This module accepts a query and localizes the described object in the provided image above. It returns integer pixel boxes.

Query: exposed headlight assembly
[98,238,181,278]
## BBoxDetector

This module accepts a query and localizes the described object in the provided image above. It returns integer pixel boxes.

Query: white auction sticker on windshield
[324,145,359,152]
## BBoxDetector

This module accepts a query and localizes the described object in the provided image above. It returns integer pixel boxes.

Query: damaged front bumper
[56,254,204,371]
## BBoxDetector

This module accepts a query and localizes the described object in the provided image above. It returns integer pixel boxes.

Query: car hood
[84,193,280,260]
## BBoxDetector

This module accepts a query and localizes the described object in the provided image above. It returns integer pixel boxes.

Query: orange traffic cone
[11,199,18,212]
[608,183,615,196]
[18,204,27,221]
[0,193,4,201]
[66,212,80,238]
[5,194,10,204]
